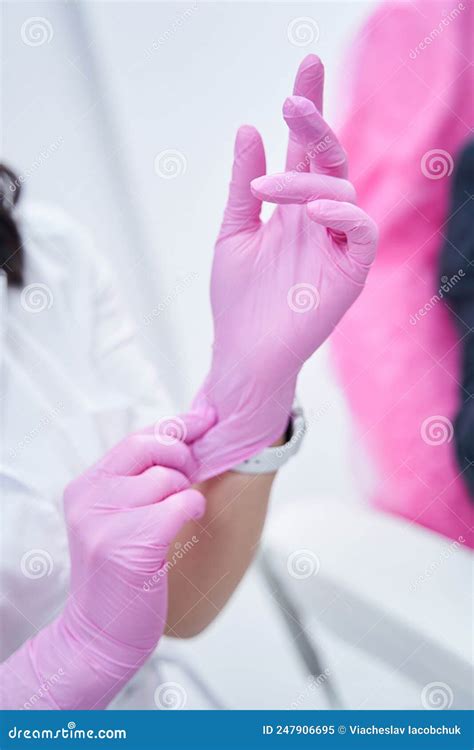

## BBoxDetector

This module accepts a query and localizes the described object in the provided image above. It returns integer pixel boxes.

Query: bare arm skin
[165,442,283,638]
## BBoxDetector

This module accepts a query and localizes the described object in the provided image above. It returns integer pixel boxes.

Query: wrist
[31,606,151,709]
[62,598,153,674]
[271,434,286,447]
[271,417,294,447]
[191,372,297,480]
[230,405,305,475]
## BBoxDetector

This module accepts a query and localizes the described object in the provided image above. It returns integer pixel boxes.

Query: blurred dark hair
[0,163,23,286]
[439,140,474,497]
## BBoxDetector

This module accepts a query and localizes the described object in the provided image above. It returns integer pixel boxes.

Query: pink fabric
[192,58,378,481]
[0,413,211,709]
[332,0,474,544]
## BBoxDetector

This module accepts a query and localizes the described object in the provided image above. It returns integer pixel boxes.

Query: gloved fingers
[251,172,356,205]
[145,488,206,546]
[141,407,216,445]
[286,55,325,171]
[120,466,190,508]
[307,199,378,268]
[293,54,324,115]
[283,96,347,178]
[181,408,217,443]
[94,435,198,479]
[219,125,266,239]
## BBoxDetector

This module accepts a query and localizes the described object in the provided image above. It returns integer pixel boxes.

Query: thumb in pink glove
[191,55,378,481]
[0,412,212,710]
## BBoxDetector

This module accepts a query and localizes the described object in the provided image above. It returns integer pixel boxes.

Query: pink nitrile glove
[191,55,378,481]
[0,412,212,710]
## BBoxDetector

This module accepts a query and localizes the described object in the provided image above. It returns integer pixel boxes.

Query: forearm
[1,611,148,710]
[165,467,278,638]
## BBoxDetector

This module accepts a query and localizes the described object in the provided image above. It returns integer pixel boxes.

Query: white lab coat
[0,202,174,708]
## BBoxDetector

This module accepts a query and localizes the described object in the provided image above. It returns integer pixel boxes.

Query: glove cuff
[30,607,152,709]
[190,376,297,481]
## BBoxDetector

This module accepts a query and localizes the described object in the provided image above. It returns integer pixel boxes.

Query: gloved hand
[192,55,378,480]
[0,413,211,710]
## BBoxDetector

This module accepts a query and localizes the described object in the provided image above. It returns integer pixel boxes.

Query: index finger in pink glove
[286,54,325,171]
[138,409,216,482]
[251,173,377,279]
[92,433,198,478]
[220,125,266,239]
[284,95,348,178]
[108,466,191,509]
[140,407,216,444]
[251,172,356,205]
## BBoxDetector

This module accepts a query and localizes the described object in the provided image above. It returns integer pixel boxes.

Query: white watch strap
[231,406,306,475]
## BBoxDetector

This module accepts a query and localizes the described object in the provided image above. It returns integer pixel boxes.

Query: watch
[231,405,306,475]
